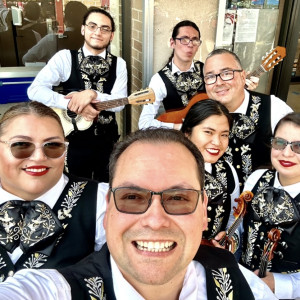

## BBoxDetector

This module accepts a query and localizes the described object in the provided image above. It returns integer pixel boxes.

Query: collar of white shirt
[111,255,207,300]
[82,46,107,59]
[274,171,300,198]
[171,59,195,75]
[233,89,250,114]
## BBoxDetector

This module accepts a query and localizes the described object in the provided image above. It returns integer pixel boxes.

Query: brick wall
[130,0,143,132]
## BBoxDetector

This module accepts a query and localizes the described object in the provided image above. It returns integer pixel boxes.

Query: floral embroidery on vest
[21,181,88,269]
[78,48,113,93]
[205,171,228,239]
[84,276,106,300]
[212,268,233,300]
[162,61,203,106]
[224,94,262,185]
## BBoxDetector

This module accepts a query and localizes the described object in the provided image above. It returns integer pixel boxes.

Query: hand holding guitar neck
[52,88,155,136]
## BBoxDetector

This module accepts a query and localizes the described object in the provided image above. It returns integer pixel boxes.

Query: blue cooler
[0,66,42,104]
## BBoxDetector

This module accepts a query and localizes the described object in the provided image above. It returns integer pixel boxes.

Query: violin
[201,190,253,251]
[258,228,281,278]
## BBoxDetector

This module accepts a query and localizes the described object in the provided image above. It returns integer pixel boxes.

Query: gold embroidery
[212,268,233,300]
[84,277,106,300]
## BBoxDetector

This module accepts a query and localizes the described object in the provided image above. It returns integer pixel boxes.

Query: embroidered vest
[203,160,234,239]
[223,91,272,189]
[158,60,205,111]
[0,174,98,282]
[59,244,254,300]
[59,49,118,134]
[241,170,300,273]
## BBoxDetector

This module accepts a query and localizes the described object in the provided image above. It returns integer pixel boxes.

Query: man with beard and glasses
[27,7,127,182]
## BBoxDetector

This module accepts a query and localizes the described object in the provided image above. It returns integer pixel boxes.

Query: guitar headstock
[128,87,155,105]
[261,46,286,72]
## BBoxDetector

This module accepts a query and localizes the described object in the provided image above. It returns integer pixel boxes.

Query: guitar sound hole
[66,110,81,120]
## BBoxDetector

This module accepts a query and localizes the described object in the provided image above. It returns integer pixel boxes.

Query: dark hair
[0,101,64,137]
[168,20,201,63]
[64,1,88,28]
[181,99,233,136]
[205,48,243,69]
[274,112,300,135]
[82,7,115,32]
[24,1,41,21]
[109,128,205,189]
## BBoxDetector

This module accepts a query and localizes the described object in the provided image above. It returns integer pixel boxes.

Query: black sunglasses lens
[43,142,67,158]
[10,142,35,159]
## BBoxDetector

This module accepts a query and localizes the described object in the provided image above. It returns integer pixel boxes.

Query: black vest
[0,175,98,281]
[203,160,235,239]
[59,244,254,300]
[158,60,205,111]
[223,91,272,189]
[241,170,300,273]
[59,49,119,138]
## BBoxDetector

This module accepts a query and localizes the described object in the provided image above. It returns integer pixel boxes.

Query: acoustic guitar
[53,87,155,136]
[157,46,286,124]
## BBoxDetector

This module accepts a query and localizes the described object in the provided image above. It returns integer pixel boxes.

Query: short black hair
[181,99,233,136]
[82,7,115,32]
[109,128,205,189]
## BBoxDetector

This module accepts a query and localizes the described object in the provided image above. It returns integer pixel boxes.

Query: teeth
[25,168,47,172]
[135,241,174,252]
[207,149,219,154]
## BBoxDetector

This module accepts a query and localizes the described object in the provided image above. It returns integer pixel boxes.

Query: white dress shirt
[0,255,277,300]
[243,169,300,299]
[0,174,108,263]
[27,46,128,110]
[138,60,197,129]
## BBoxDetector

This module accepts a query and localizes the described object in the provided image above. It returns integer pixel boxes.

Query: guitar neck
[219,215,242,247]
[246,65,266,79]
[92,97,129,111]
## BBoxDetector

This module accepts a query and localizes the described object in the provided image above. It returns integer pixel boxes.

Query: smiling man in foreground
[0,128,276,299]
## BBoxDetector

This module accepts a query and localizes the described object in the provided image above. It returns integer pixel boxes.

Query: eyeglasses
[109,186,202,215]
[0,140,69,159]
[271,137,300,154]
[204,69,243,85]
[85,23,112,33]
[175,37,202,46]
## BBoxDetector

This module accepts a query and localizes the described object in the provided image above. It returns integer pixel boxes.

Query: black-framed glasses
[271,137,300,154]
[175,37,202,46]
[85,23,112,33]
[204,69,243,85]
[0,140,69,159]
[109,186,203,215]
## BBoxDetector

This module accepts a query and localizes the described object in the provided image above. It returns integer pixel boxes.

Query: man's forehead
[204,54,239,72]
[86,12,111,26]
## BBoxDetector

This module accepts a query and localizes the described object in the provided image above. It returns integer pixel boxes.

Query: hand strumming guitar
[66,90,97,114]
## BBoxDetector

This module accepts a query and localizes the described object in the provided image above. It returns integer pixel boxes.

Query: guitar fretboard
[92,97,129,111]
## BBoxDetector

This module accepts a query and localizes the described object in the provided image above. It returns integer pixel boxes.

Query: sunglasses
[271,137,300,154]
[0,140,69,159]
[109,186,202,215]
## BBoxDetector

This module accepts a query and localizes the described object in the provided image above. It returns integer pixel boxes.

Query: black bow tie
[79,55,110,77]
[0,200,63,253]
